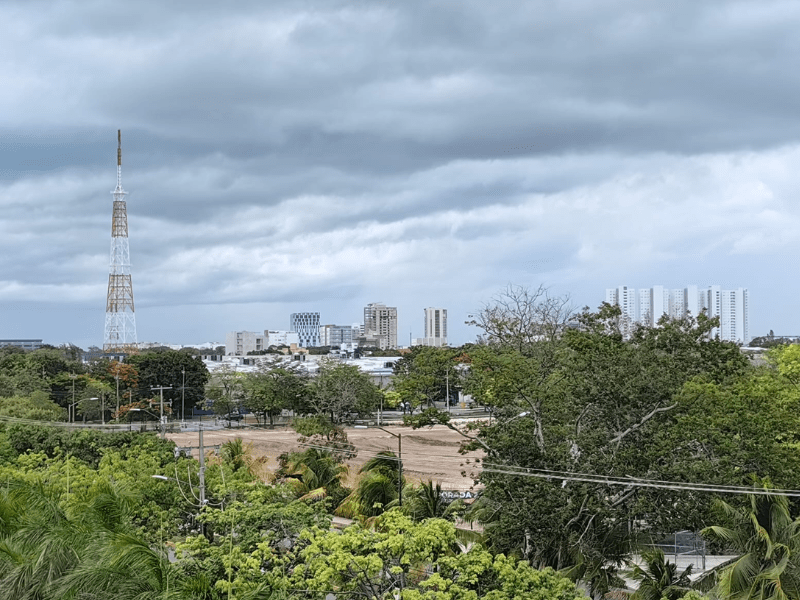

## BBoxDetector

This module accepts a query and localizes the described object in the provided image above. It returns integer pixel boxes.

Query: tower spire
[117,129,122,188]
[104,129,138,354]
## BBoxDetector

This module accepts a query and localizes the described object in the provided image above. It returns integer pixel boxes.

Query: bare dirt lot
[168,423,484,491]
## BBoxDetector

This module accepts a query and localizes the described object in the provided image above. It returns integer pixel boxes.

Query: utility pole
[115,371,120,418]
[397,432,403,507]
[446,367,450,414]
[181,369,186,424]
[198,424,206,507]
[69,373,78,424]
[151,385,173,440]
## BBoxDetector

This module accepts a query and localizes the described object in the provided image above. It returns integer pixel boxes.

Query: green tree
[243,360,308,425]
[308,360,381,424]
[204,363,243,418]
[279,447,350,504]
[403,480,465,522]
[128,349,210,416]
[294,510,587,600]
[409,289,755,596]
[341,451,405,518]
[392,346,463,411]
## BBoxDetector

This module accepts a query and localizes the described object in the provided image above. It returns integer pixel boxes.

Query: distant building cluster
[605,285,750,343]
[225,302,448,356]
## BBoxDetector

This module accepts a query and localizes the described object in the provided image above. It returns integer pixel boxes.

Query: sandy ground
[167,423,483,492]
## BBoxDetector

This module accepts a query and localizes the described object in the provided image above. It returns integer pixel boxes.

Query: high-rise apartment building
[363,303,398,350]
[290,312,321,348]
[420,307,447,347]
[604,285,750,343]
[320,324,354,347]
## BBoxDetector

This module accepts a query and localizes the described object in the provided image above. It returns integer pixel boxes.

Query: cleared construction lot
[168,423,483,491]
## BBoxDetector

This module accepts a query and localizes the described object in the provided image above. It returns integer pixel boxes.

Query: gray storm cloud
[1,0,799,346]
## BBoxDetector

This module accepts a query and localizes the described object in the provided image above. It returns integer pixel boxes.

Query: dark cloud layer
[1,1,800,346]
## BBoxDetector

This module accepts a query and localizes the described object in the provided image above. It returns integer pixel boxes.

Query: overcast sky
[2,0,799,348]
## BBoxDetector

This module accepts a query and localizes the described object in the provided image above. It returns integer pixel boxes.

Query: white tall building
[420,307,447,347]
[604,285,749,343]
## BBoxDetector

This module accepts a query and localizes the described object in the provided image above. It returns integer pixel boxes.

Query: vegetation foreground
[2,286,800,599]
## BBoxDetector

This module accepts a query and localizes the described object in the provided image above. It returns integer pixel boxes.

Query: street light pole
[151,386,173,440]
[181,369,186,424]
[446,368,450,414]
[115,372,120,419]
[69,373,78,424]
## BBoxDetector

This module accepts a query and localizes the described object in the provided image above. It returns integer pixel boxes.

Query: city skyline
[2,2,799,348]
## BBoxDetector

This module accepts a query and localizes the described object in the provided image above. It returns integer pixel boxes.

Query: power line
[479,464,800,497]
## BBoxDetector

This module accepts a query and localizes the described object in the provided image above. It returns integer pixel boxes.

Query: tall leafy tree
[128,349,210,415]
[392,346,463,411]
[308,360,381,424]
[410,288,758,597]
[243,359,308,425]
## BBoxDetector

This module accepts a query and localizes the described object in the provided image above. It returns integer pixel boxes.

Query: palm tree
[701,492,800,600]
[0,480,183,600]
[403,480,464,522]
[281,447,349,504]
[337,451,405,518]
[630,548,693,600]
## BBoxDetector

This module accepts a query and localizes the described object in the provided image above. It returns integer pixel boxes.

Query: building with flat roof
[421,307,447,347]
[0,339,44,351]
[290,312,320,348]
[362,303,398,350]
[320,324,355,347]
[225,331,266,356]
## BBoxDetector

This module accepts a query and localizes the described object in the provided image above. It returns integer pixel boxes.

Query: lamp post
[355,425,402,506]
[88,397,100,424]
[181,369,186,424]
[151,386,173,440]
[68,399,80,425]
[130,408,162,438]
[69,373,78,423]
[115,372,120,419]
[152,423,209,533]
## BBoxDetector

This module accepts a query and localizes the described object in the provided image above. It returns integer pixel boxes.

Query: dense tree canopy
[128,349,210,418]
[307,360,382,424]
[407,287,796,597]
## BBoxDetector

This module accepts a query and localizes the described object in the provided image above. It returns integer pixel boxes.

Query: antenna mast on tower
[103,130,138,353]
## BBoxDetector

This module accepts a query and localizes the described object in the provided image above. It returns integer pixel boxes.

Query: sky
[2,0,800,349]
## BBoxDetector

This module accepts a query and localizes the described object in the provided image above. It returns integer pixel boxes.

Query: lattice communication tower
[103,130,138,353]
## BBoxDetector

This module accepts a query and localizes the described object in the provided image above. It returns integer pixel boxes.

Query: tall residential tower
[103,130,138,353]
[604,284,749,344]
[422,307,447,346]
